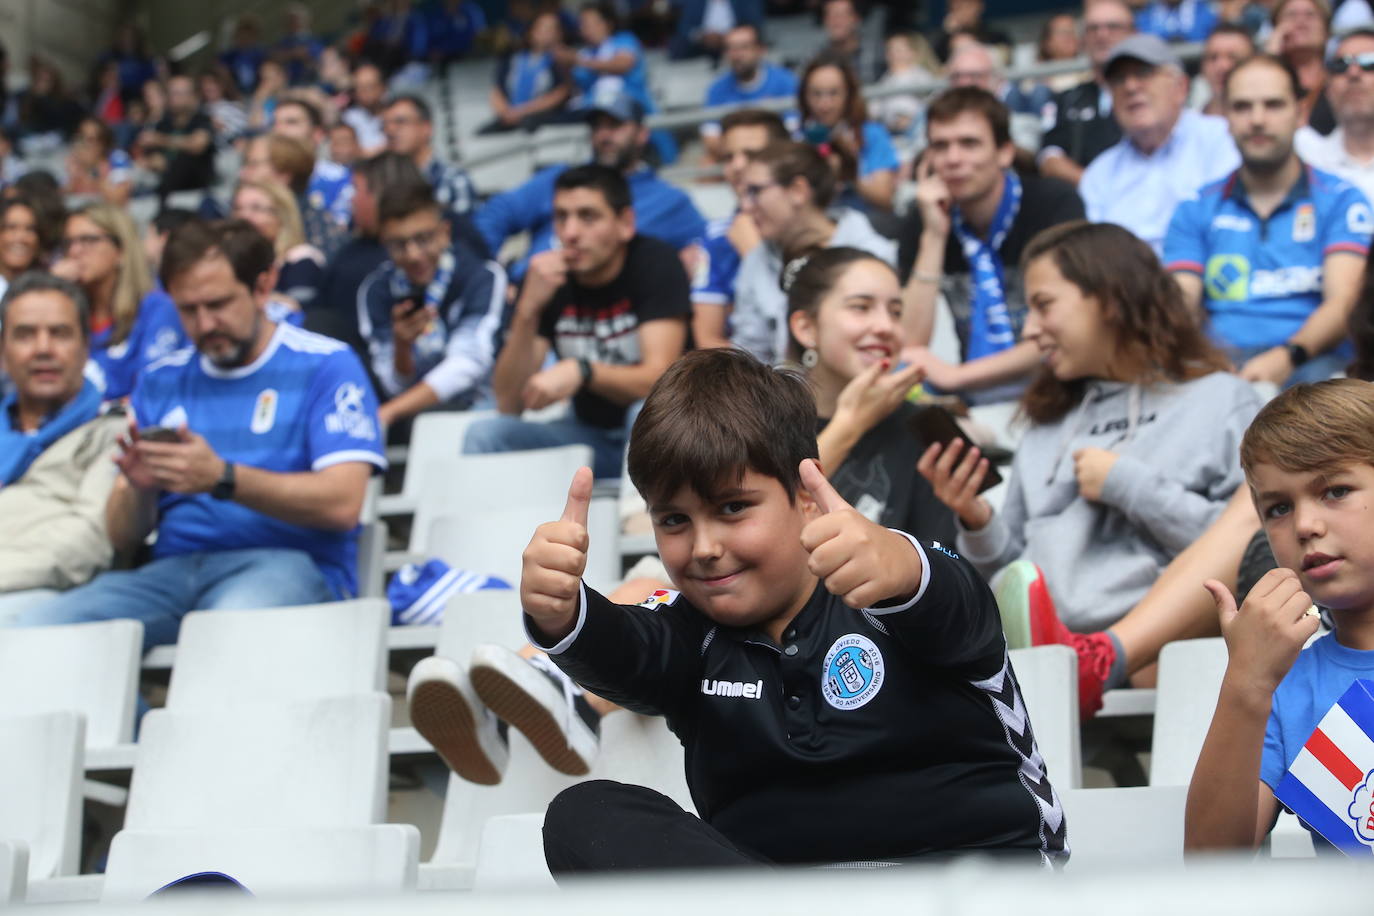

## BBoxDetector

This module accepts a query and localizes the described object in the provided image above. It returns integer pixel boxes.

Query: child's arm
[1185,569,1320,851]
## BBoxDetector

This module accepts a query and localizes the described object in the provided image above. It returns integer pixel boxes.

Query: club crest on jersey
[637,588,680,610]
[821,634,884,710]
[1293,203,1316,243]
[251,388,279,434]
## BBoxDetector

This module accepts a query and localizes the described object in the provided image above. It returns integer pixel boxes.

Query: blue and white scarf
[0,378,102,486]
[387,558,511,626]
[952,170,1021,361]
[388,247,456,363]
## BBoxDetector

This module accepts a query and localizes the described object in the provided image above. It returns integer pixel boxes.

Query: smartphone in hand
[907,406,1004,494]
[137,426,181,443]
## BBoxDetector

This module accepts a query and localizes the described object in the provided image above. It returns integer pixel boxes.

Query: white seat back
[124,695,389,831]
[1009,646,1082,790]
[473,814,553,891]
[0,620,141,748]
[1150,638,1228,786]
[101,825,419,903]
[0,712,84,880]
[0,839,27,904]
[164,600,389,710]
[389,410,497,509]
[1059,786,1187,871]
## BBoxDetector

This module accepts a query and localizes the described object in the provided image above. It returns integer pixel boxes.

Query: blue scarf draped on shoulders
[952,169,1022,361]
[0,378,103,486]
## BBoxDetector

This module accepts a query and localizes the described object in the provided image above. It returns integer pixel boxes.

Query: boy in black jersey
[524,348,1067,871]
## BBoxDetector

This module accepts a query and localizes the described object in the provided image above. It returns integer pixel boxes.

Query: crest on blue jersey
[821,633,884,710]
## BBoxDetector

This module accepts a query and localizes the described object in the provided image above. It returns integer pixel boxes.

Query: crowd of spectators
[5,0,1374,866]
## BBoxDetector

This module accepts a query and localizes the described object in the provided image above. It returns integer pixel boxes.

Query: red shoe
[993,561,1117,720]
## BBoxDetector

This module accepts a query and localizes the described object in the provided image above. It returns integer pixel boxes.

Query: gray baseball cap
[1103,33,1182,77]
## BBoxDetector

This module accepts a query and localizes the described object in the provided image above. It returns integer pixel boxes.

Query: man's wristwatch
[1286,342,1311,368]
[577,357,594,390]
[211,461,237,501]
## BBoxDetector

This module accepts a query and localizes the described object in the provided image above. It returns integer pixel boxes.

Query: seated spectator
[342,62,388,156]
[365,0,431,80]
[230,180,321,318]
[276,3,325,86]
[1195,23,1255,116]
[382,94,475,217]
[10,219,384,652]
[870,33,937,143]
[1037,12,1090,94]
[946,42,1056,126]
[1165,54,1371,388]
[197,66,248,148]
[480,10,573,134]
[786,247,956,543]
[358,182,507,428]
[474,92,705,283]
[669,0,765,61]
[240,133,348,258]
[918,221,1261,718]
[221,14,266,96]
[1079,34,1238,252]
[732,141,895,365]
[820,0,882,81]
[464,165,690,479]
[798,52,900,213]
[328,122,362,168]
[1039,0,1135,187]
[17,58,84,145]
[1296,28,1374,204]
[567,2,653,116]
[141,74,217,202]
[692,109,790,349]
[0,197,48,301]
[4,173,65,258]
[1269,0,1336,135]
[247,58,289,133]
[99,24,157,105]
[1186,379,1374,854]
[1135,0,1220,42]
[63,117,133,207]
[427,0,488,71]
[272,96,354,227]
[898,88,1084,405]
[933,0,1012,64]
[699,24,797,157]
[90,61,125,127]
[52,203,185,400]
[0,274,122,621]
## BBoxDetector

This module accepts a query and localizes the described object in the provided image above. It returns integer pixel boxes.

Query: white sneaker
[407,655,509,785]
[469,645,600,776]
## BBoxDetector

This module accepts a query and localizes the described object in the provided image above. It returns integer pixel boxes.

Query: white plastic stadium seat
[684,183,737,222]
[124,694,390,831]
[0,620,141,750]
[0,712,84,880]
[376,410,496,518]
[473,813,554,891]
[0,839,27,904]
[1149,638,1227,786]
[1059,786,1187,871]
[101,825,420,903]
[1008,646,1082,789]
[162,600,389,710]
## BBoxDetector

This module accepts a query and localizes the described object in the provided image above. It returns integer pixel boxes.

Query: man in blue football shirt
[1166,54,1372,387]
[272,97,354,228]
[698,25,796,159]
[11,220,386,651]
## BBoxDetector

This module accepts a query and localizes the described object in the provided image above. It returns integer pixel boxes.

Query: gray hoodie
[731,208,897,365]
[957,372,1262,632]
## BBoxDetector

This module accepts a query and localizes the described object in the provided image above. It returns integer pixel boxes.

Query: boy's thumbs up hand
[1206,568,1320,695]
[798,459,923,610]
[522,467,594,638]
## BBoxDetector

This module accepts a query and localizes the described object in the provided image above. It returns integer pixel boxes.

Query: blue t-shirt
[1163,166,1373,350]
[1261,631,1374,851]
[130,323,386,598]
[497,50,564,107]
[858,121,900,178]
[702,64,798,135]
[307,160,354,227]
[1135,0,1219,43]
[692,214,740,307]
[90,288,189,401]
[573,32,651,112]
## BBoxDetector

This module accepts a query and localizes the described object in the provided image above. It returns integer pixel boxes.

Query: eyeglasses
[57,233,116,255]
[382,228,442,257]
[741,181,778,202]
[1326,52,1374,75]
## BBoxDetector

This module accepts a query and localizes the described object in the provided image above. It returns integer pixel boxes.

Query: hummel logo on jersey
[701,678,764,699]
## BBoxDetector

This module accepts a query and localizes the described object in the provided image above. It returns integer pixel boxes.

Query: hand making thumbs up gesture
[798,459,924,610]
[522,466,594,639]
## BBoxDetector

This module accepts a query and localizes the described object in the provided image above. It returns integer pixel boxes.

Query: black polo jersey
[529,536,1069,866]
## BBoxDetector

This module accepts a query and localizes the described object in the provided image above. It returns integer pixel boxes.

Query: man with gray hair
[0,272,124,620]
[1079,33,1238,251]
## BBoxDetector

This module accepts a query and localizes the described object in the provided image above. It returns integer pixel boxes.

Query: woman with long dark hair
[797,51,900,213]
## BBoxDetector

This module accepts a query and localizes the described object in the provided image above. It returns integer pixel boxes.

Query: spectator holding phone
[785,247,956,544]
[918,221,1260,719]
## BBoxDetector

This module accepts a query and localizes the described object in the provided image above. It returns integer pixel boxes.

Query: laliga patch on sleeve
[1274,678,1374,856]
[637,588,680,610]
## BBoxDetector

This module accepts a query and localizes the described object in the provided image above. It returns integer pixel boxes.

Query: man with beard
[698,25,796,158]
[474,91,705,284]
[10,220,385,651]
[1165,54,1372,388]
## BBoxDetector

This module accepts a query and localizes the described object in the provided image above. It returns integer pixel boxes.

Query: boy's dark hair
[378,181,441,226]
[385,93,432,124]
[554,164,632,213]
[628,349,819,507]
[719,108,789,144]
[926,86,1012,148]
[1240,379,1374,477]
[751,141,837,213]
[160,218,276,293]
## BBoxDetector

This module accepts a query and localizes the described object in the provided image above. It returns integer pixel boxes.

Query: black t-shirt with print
[539,235,691,429]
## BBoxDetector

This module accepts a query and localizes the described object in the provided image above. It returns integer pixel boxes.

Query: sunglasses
[1326,52,1374,75]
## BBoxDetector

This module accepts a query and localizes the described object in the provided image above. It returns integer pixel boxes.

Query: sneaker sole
[408,676,504,786]
[470,659,595,777]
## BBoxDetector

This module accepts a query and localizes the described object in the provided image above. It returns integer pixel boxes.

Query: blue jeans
[463,409,637,480]
[9,548,334,653]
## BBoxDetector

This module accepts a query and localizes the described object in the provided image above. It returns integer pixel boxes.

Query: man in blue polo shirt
[473,91,705,284]
[699,25,797,159]
[1165,54,1371,387]
[13,220,385,651]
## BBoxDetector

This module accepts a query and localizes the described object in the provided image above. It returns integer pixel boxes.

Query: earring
[801,348,819,368]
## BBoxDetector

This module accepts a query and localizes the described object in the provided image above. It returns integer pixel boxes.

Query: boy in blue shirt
[1188,379,1374,852]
